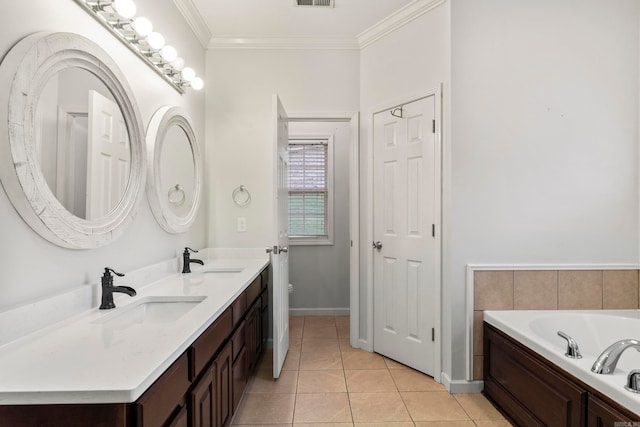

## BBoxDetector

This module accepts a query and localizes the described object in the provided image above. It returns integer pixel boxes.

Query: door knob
[266,246,277,254]
[372,241,382,250]
[279,246,288,254]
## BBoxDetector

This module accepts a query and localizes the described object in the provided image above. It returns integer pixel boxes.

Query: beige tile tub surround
[234,315,510,425]
[472,269,640,380]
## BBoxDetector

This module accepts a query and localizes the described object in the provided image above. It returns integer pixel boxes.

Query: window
[288,136,333,245]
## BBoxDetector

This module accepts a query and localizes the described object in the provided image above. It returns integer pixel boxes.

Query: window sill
[288,238,334,246]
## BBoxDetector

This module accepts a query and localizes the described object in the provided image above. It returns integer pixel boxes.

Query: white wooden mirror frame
[0,32,146,249]
[146,106,202,234]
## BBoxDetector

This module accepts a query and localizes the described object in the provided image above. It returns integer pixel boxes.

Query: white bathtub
[483,310,640,416]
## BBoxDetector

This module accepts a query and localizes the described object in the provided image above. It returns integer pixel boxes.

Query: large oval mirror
[146,106,202,234]
[0,32,145,249]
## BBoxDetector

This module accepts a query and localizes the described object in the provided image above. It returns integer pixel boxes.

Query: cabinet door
[245,300,260,372]
[190,366,215,427]
[588,395,636,427]
[232,345,248,413]
[260,287,269,351]
[216,341,233,427]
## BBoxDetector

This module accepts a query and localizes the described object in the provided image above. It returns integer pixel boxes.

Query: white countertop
[0,256,269,405]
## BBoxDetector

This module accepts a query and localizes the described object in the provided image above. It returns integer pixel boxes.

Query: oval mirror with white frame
[0,32,145,249]
[146,106,202,234]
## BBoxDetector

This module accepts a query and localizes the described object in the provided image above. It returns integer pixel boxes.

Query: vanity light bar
[73,0,203,94]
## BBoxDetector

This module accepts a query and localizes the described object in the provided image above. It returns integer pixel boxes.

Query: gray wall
[288,121,351,314]
[0,0,206,311]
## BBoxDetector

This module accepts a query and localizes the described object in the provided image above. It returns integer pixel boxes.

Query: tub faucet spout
[591,339,640,374]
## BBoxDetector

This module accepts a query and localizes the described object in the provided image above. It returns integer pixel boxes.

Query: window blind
[288,142,328,237]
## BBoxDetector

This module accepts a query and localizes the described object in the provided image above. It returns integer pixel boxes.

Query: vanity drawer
[246,276,261,306]
[190,307,232,380]
[136,353,189,427]
[232,292,247,326]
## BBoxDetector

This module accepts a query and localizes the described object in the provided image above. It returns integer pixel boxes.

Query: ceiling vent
[295,0,335,7]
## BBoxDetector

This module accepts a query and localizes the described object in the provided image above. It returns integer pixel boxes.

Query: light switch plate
[237,217,247,232]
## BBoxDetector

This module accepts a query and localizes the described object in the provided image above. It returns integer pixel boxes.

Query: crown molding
[208,36,359,50]
[180,0,445,51]
[173,0,212,48]
[357,0,446,49]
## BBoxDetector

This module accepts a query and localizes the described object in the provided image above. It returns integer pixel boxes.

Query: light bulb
[191,77,204,90]
[147,32,165,50]
[113,0,136,19]
[133,16,152,37]
[181,67,195,82]
[171,57,185,71]
[161,46,177,62]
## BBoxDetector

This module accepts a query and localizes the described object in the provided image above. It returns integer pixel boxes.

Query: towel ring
[232,185,251,206]
[168,184,186,206]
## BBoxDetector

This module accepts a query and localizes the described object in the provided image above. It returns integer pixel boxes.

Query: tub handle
[625,370,640,393]
[557,331,583,359]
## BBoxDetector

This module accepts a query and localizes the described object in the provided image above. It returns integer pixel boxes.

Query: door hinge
[432,224,435,237]
[432,119,436,133]
[431,328,435,341]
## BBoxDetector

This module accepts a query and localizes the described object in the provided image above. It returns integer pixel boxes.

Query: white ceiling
[190,0,414,39]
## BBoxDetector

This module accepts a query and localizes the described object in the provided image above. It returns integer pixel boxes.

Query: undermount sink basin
[195,267,244,274]
[95,296,206,326]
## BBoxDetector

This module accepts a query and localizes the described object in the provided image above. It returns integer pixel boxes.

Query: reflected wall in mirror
[36,68,131,220]
[0,32,145,249]
[146,106,202,234]
[161,125,194,217]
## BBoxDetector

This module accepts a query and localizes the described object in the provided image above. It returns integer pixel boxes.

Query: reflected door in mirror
[36,67,131,220]
[87,90,130,219]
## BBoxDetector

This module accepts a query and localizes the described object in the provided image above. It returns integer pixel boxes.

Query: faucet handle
[104,267,125,277]
[185,247,199,254]
[625,370,640,393]
[557,331,582,359]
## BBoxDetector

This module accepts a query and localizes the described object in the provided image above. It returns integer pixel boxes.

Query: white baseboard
[289,307,350,316]
[441,372,484,394]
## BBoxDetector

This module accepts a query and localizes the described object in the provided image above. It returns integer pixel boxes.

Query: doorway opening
[287,112,360,350]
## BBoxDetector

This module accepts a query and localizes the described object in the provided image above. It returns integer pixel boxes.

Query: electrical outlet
[237,217,247,232]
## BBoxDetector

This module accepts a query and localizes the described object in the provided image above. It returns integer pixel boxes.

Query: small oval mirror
[146,106,202,233]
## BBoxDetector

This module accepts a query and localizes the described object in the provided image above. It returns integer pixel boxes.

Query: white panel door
[272,94,290,379]
[86,90,129,220]
[373,96,437,375]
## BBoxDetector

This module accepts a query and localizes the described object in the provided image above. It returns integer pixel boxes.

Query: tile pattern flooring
[232,316,512,426]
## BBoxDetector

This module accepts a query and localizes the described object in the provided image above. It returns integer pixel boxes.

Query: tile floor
[232,316,512,426]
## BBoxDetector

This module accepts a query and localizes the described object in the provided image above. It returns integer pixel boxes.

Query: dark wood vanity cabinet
[0,265,270,427]
[484,323,638,427]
